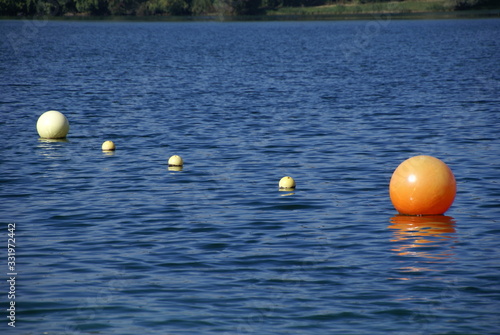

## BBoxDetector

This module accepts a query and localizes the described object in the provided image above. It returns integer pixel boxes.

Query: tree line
[0,0,495,17]
[2,0,281,16]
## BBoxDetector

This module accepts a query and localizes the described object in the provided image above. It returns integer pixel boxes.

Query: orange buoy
[389,155,456,215]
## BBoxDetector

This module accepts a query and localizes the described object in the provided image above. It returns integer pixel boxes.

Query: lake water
[1,17,499,335]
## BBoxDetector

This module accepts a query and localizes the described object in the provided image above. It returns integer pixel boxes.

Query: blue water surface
[1,17,499,335]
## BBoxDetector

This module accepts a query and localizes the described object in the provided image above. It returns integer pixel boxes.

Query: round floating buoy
[102,140,116,151]
[36,110,69,139]
[389,155,456,215]
[168,155,183,167]
[279,176,296,191]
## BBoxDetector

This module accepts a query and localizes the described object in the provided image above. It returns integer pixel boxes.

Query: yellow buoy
[279,176,296,191]
[101,140,116,151]
[168,155,183,167]
[36,110,69,139]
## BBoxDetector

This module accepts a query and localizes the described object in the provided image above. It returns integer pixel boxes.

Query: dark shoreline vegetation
[1,0,499,18]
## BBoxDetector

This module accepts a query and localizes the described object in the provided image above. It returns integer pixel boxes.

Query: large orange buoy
[389,155,456,215]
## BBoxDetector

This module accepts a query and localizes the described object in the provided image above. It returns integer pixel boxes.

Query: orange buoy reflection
[388,215,456,260]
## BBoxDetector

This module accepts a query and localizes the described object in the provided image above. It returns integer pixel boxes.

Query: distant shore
[1,0,499,20]
[4,11,497,22]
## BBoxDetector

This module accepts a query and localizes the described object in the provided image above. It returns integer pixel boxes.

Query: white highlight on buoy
[36,110,69,139]
[168,155,183,167]
[102,140,116,151]
[279,176,296,190]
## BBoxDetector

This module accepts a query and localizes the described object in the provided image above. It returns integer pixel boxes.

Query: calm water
[1,17,499,335]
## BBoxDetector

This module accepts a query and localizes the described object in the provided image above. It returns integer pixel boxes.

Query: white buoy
[102,140,116,151]
[279,176,296,190]
[168,155,183,167]
[36,110,69,139]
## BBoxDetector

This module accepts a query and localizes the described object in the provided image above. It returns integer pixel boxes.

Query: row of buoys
[36,111,457,215]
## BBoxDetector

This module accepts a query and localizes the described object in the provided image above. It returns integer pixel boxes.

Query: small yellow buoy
[168,155,183,167]
[279,176,296,191]
[101,140,116,151]
[36,110,70,139]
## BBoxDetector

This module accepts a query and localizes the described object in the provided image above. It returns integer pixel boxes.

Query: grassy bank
[266,0,500,16]
[267,1,458,16]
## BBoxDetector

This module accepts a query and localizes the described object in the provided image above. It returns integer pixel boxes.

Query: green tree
[232,0,261,14]
[261,0,282,9]
[75,0,109,14]
[213,0,233,14]
[0,0,24,15]
[213,0,262,15]
[19,0,63,15]
[137,0,190,15]
[62,0,78,13]
[167,0,189,14]
[191,0,213,14]
[108,0,141,14]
